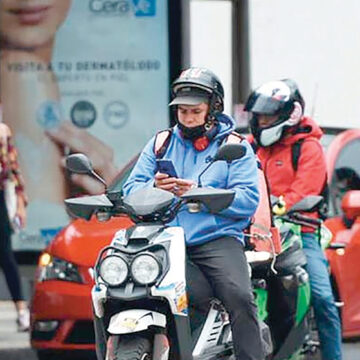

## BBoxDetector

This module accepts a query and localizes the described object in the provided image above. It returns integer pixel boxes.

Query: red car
[30,161,135,359]
[324,129,360,339]
[30,130,360,359]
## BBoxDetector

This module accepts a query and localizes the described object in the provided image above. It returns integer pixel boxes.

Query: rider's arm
[218,141,260,219]
[122,137,157,196]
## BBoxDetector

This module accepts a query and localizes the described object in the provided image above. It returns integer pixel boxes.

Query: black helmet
[245,79,305,146]
[169,67,224,114]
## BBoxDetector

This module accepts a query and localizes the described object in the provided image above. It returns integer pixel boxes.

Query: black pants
[0,191,24,301]
[186,237,264,360]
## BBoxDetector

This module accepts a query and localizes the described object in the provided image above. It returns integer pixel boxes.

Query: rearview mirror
[213,143,247,163]
[198,143,247,187]
[66,153,107,189]
[66,153,93,174]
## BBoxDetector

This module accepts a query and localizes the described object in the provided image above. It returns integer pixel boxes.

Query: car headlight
[131,254,161,285]
[37,253,83,283]
[99,255,128,286]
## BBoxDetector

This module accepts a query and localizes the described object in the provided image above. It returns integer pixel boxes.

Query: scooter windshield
[123,187,175,216]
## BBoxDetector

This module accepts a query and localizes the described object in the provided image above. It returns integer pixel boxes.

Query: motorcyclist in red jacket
[245,79,342,360]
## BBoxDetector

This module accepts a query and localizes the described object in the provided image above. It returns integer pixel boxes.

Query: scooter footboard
[107,309,167,335]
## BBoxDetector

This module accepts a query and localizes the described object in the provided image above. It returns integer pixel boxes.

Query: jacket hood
[215,113,236,135]
[281,116,323,145]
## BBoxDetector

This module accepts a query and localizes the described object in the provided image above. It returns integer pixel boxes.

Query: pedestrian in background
[0,104,29,331]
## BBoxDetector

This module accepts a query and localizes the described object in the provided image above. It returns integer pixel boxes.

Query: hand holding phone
[156,159,178,178]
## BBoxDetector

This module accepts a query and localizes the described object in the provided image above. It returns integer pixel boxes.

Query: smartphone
[156,159,178,178]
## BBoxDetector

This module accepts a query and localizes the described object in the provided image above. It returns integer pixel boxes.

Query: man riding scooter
[245,79,342,360]
[122,67,264,360]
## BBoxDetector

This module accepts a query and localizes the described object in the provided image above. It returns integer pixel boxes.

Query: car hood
[47,216,134,267]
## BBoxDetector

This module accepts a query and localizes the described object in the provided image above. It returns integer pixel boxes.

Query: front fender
[107,309,167,334]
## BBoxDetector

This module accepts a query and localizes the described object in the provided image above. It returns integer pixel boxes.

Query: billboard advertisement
[0,0,170,250]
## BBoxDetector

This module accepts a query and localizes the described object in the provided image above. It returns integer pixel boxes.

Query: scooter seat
[245,251,273,271]
[246,250,272,263]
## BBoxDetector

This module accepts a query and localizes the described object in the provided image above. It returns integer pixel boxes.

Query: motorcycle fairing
[192,302,229,357]
[92,283,107,318]
[107,309,166,334]
[126,224,164,242]
[151,227,189,316]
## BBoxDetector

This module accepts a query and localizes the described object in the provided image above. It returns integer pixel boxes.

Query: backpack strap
[247,137,258,154]
[223,131,245,144]
[154,129,244,160]
[153,128,173,159]
[291,137,329,218]
[291,138,304,171]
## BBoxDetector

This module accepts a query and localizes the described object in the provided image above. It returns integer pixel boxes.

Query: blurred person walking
[0,104,29,331]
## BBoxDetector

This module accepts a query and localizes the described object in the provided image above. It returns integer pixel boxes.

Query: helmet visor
[246,93,287,115]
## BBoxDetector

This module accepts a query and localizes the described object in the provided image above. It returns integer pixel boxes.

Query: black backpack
[291,139,329,219]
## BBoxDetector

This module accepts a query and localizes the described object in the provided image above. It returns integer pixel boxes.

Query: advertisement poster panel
[0,0,169,250]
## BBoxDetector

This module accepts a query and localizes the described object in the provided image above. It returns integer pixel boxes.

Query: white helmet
[245,79,305,146]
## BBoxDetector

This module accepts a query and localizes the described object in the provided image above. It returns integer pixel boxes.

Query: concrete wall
[249,0,360,129]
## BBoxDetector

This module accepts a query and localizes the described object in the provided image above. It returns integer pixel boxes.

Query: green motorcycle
[248,195,329,360]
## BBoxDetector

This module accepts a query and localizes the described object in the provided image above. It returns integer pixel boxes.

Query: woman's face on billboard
[0,0,72,50]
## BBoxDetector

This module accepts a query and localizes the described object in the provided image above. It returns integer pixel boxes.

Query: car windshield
[329,138,360,215]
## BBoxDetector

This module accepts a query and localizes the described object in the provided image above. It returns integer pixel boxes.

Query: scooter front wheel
[106,334,152,360]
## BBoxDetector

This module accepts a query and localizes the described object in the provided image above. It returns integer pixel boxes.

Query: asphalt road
[1,301,359,360]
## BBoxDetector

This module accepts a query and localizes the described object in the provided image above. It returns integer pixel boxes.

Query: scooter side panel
[151,226,188,316]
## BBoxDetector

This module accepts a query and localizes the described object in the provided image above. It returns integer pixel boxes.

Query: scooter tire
[304,353,321,360]
[108,334,152,360]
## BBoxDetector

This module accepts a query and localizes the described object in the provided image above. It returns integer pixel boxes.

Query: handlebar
[280,212,322,229]
[289,213,323,226]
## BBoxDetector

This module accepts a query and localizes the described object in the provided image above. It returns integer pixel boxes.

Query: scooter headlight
[99,255,128,286]
[131,254,161,285]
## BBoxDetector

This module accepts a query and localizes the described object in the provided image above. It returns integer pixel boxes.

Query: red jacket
[251,117,327,228]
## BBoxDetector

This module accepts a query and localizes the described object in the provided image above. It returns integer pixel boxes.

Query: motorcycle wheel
[36,350,96,360]
[36,350,58,360]
[107,334,152,360]
[304,350,321,360]
[303,308,321,360]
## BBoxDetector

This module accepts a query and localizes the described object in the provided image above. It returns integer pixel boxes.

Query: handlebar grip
[291,213,322,226]
[284,218,318,229]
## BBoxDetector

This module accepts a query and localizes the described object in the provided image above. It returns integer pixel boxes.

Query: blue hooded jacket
[122,114,259,246]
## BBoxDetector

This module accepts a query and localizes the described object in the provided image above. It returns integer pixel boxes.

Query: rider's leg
[266,274,297,351]
[186,258,213,335]
[302,232,342,360]
[187,236,264,360]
